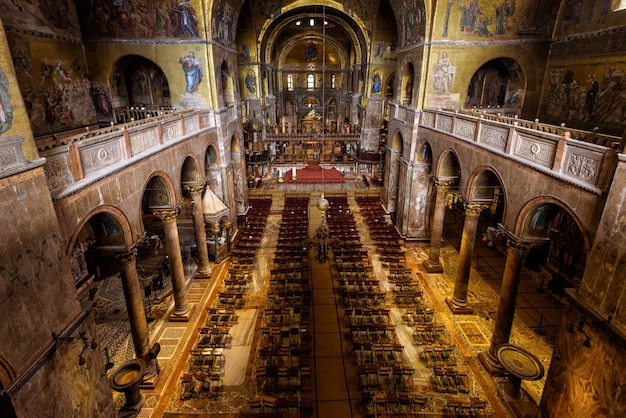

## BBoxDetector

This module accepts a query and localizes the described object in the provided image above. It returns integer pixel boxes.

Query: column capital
[114,247,138,266]
[483,223,549,256]
[435,178,456,192]
[464,202,487,217]
[183,182,205,197]
[153,207,180,223]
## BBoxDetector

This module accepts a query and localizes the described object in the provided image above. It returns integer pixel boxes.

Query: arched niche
[435,149,462,206]
[386,73,396,99]
[221,61,235,105]
[141,174,177,242]
[519,199,589,291]
[110,55,170,108]
[181,155,202,185]
[401,61,415,106]
[465,58,525,110]
[68,208,133,284]
[467,167,505,224]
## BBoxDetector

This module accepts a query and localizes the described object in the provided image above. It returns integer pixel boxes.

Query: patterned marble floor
[91,195,562,417]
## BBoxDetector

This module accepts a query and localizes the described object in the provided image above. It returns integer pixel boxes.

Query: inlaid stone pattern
[454,118,476,141]
[130,128,159,155]
[480,125,508,151]
[514,133,556,168]
[436,114,453,132]
[80,139,124,175]
[162,121,182,141]
[44,153,73,191]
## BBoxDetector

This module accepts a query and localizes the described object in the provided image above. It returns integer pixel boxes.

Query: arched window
[307,74,315,89]
[287,74,293,91]
[615,0,626,11]
[331,74,336,89]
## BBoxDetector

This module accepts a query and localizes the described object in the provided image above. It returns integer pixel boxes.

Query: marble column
[479,236,537,374]
[424,179,455,273]
[223,221,232,254]
[153,208,192,321]
[446,202,485,314]
[115,247,150,363]
[185,183,212,278]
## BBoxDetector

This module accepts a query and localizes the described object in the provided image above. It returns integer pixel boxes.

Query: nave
[93,191,562,417]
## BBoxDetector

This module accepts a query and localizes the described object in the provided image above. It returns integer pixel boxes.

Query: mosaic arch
[142,173,178,212]
[436,149,461,180]
[465,57,526,109]
[110,56,170,109]
[181,155,203,185]
[206,145,220,167]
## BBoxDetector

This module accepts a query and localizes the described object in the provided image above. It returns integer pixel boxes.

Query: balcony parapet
[39,109,215,200]
[418,108,621,194]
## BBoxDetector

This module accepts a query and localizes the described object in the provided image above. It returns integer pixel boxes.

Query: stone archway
[465,58,525,111]
[110,55,170,108]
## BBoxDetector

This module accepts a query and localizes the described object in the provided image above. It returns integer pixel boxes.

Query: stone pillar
[223,221,232,254]
[479,237,535,374]
[153,208,192,321]
[424,179,455,273]
[115,247,150,363]
[185,183,211,278]
[383,146,401,213]
[446,202,485,314]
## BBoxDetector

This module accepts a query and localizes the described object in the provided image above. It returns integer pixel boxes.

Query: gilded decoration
[74,0,201,40]
[542,62,626,135]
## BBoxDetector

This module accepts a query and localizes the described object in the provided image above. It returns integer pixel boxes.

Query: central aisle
[309,198,355,417]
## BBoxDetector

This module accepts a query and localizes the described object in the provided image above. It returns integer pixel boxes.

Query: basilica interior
[0,1,625,417]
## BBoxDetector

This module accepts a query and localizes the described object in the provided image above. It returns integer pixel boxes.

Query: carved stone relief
[436,114,453,132]
[514,134,556,168]
[129,128,159,155]
[454,118,476,141]
[80,140,123,175]
[480,125,508,151]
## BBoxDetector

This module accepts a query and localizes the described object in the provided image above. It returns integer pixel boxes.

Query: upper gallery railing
[415,108,622,194]
[39,109,216,199]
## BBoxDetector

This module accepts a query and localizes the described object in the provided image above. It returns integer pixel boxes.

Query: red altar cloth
[284,163,345,183]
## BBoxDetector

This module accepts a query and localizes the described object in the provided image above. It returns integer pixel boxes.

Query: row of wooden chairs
[412,324,450,345]
[431,366,470,394]
[442,397,487,417]
[249,395,314,417]
[360,390,428,417]
[344,308,390,326]
[352,343,406,367]
[256,365,312,393]
[197,327,231,349]
[179,371,222,399]
[402,307,435,325]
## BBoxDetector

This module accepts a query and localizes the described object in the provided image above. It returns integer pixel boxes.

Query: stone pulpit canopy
[202,187,229,228]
